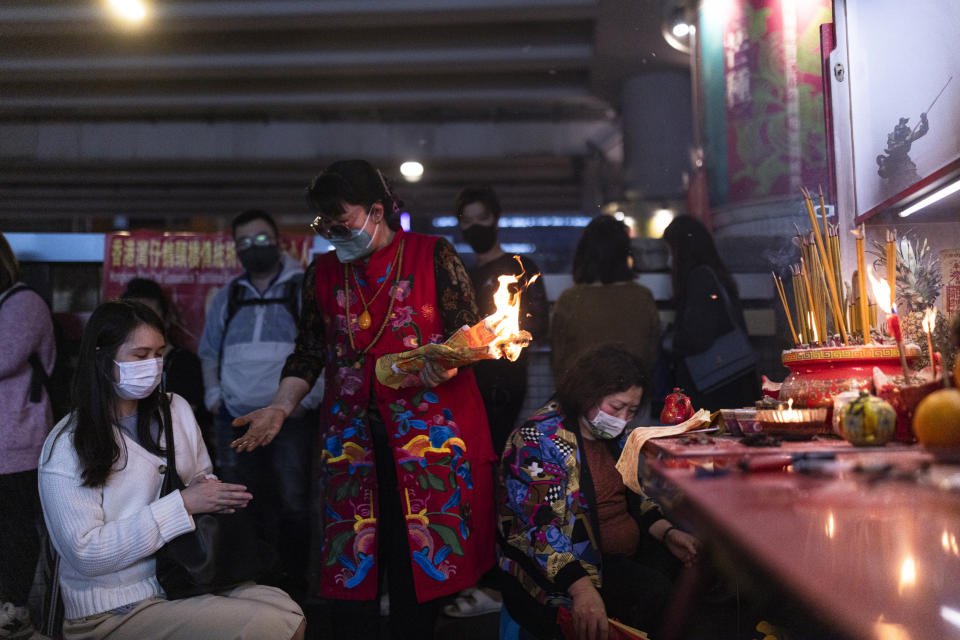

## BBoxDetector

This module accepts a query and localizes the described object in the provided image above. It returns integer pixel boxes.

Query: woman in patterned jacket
[497,345,700,639]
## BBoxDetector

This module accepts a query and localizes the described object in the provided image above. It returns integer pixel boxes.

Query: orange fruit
[913,389,960,447]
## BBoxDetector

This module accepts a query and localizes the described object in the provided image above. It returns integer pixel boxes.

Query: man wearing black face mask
[455,186,548,457]
[198,209,323,605]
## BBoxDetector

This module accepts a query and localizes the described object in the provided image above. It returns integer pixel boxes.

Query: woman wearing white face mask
[234,160,497,639]
[497,345,701,640]
[38,301,305,640]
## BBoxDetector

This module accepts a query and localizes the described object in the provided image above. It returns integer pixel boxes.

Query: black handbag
[682,274,757,394]
[155,398,264,599]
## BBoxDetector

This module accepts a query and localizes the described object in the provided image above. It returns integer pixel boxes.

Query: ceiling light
[107,0,148,23]
[400,161,424,182]
[898,177,960,217]
[662,3,692,53]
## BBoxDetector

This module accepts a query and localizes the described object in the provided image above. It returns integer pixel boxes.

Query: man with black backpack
[198,210,323,604]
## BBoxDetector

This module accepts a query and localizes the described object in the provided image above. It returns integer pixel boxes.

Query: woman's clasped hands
[180,476,252,515]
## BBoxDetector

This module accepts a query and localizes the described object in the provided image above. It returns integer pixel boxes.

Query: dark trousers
[473,359,528,457]
[0,469,43,606]
[216,407,313,601]
[329,409,442,640]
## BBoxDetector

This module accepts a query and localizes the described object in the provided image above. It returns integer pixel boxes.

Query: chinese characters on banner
[942,249,960,316]
[101,231,315,353]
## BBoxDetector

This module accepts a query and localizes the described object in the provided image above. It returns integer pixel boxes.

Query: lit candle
[922,306,938,379]
[868,267,911,383]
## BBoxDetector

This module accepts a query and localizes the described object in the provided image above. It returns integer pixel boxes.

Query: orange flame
[483,257,538,361]
[867,265,892,315]
[922,307,937,333]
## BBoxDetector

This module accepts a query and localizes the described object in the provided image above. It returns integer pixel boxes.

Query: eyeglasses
[235,233,275,251]
[310,215,352,240]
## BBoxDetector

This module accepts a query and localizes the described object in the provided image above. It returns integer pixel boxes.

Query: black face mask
[238,245,280,274]
[461,224,498,254]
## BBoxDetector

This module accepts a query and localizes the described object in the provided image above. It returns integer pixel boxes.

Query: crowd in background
[0,159,757,640]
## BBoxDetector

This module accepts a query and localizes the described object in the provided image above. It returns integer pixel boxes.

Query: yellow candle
[886,229,897,310]
[855,225,871,344]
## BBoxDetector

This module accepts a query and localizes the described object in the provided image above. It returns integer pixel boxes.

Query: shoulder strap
[223,279,246,337]
[159,396,182,495]
[699,266,740,329]
[28,353,49,403]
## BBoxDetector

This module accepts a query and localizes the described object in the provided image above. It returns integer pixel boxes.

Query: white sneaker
[442,587,502,618]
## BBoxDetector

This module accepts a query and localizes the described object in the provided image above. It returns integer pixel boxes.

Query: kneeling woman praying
[498,344,701,640]
[38,300,305,640]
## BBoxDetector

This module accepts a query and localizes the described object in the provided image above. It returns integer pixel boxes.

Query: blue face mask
[329,208,376,263]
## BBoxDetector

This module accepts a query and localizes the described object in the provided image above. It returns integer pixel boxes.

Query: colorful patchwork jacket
[497,401,663,628]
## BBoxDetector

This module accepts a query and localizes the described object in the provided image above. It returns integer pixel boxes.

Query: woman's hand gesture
[180,476,252,515]
[230,406,287,452]
[568,576,608,640]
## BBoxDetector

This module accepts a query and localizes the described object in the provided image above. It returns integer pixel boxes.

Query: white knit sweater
[38,394,210,620]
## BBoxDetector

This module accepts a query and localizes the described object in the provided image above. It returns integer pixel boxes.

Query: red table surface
[648,459,960,640]
[644,435,920,461]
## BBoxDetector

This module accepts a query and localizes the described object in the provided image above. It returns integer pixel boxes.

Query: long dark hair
[70,300,168,487]
[572,215,634,285]
[556,344,649,420]
[306,159,402,230]
[0,231,19,292]
[662,215,738,306]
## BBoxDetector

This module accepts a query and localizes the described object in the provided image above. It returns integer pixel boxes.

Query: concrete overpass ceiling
[0,0,689,229]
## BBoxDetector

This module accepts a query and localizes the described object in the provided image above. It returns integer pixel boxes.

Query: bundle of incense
[772,272,799,344]
[791,264,810,343]
[886,229,897,309]
[801,187,848,344]
[806,233,828,341]
[852,225,871,344]
[828,223,843,320]
[800,257,820,344]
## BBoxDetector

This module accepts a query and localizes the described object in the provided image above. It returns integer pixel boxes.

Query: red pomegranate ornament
[661,387,694,425]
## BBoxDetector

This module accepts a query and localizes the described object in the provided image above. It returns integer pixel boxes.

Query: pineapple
[872,233,954,375]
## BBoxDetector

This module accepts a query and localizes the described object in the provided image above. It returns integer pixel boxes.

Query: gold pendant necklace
[343,238,405,354]
[351,257,395,331]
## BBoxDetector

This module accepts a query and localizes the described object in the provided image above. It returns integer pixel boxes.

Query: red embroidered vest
[313,229,495,602]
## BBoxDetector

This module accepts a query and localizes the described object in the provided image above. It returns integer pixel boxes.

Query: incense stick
[801,187,848,344]
[772,272,800,345]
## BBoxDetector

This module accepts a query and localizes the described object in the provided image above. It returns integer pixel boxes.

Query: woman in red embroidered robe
[232,160,496,639]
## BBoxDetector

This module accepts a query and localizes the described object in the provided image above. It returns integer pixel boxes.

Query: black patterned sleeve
[434,238,479,340]
[281,260,326,386]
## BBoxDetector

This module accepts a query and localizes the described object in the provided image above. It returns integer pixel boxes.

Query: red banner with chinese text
[101,231,314,353]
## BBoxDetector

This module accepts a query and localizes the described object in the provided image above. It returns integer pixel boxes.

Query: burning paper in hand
[376,264,538,389]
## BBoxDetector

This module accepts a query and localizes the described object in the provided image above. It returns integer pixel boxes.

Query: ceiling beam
[0,0,598,35]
